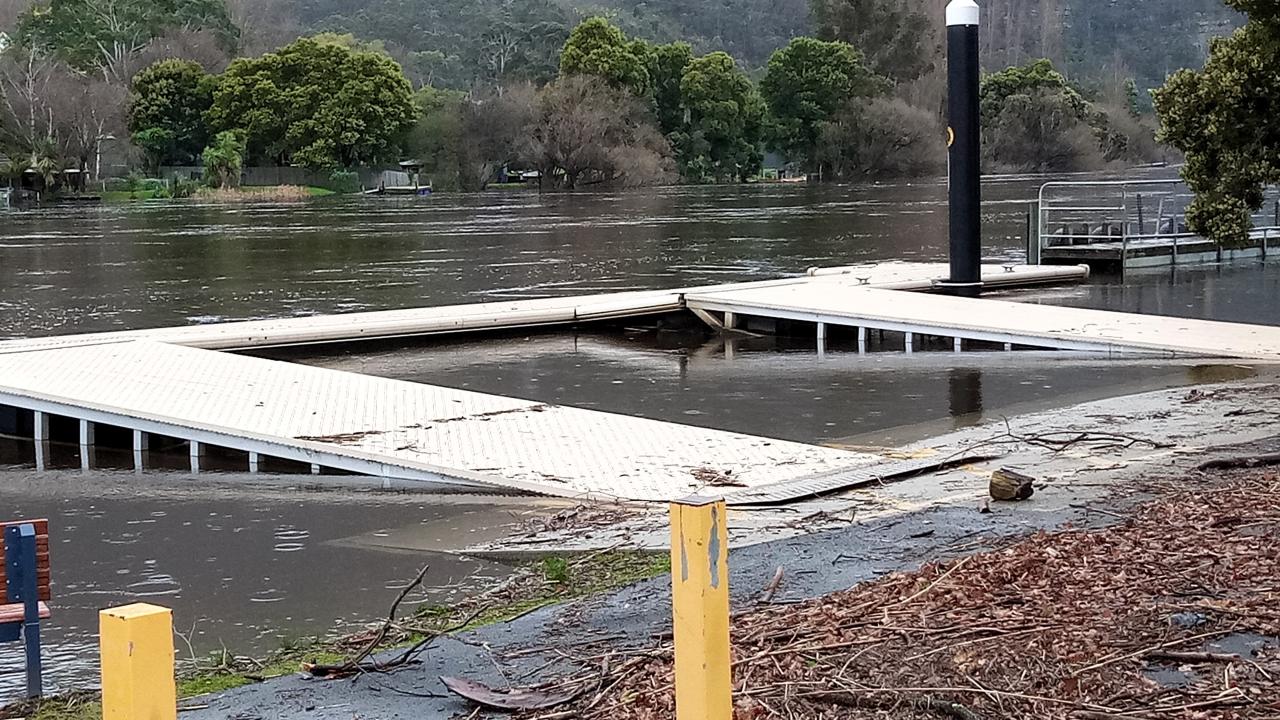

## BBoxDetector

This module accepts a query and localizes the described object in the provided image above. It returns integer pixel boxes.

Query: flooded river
[2,173,1279,699]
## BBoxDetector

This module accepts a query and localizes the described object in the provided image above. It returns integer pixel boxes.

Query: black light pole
[943,0,982,297]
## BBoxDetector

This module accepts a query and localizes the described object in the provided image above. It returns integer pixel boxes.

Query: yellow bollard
[100,603,177,720]
[669,495,732,720]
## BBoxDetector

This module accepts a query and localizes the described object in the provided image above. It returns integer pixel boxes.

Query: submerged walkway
[2,261,1277,501]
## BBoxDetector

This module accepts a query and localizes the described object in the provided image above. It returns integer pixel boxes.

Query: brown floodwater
[2,171,1278,700]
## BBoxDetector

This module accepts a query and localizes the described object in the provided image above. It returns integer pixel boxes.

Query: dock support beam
[905,332,914,354]
[33,411,49,471]
[857,327,867,354]
[100,604,176,720]
[189,440,204,474]
[79,419,95,471]
[816,322,827,356]
[248,452,260,474]
[941,0,983,298]
[132,430,148,472]
[669,496,732,720]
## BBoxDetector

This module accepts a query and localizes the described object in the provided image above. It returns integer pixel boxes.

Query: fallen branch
[1197,453,1280,471]
[1145,650,1242,665]
[758,566,785,604]
[303,562,491,678]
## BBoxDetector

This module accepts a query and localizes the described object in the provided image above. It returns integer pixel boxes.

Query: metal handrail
[1036,179,1280,263]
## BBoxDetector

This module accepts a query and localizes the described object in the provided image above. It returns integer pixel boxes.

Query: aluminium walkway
[0,340,886,501]
[0,264,1088,354]
[686,283,1280,360]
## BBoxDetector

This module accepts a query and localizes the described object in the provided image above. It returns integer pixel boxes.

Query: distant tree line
[0,0,1233,191]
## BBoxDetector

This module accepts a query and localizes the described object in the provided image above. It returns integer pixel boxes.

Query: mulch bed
[526,470,1280,719]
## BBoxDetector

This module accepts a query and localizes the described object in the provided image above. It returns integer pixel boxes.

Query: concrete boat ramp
[3,262,1280,502]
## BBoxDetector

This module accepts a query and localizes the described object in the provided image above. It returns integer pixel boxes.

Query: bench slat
[0,602,51,625]
[0,519,52,602]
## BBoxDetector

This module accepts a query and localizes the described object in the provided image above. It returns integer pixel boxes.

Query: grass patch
[412,550,671,633]
[304,186,336,197]
[100,190,164,203]
[0,693,99,720]
[177,672,254,696]
[197,185,315,203]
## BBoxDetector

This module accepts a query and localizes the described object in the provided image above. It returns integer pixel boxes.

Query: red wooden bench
[1,519,50,698]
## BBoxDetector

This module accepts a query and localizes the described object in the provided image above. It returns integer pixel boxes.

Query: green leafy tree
[17,0,238,79]
[648,41,693,136]
[981,60,1100,172]
[405,85,466,190]
[1155,2,1280,248]
[810,0,933,82]
[678,52,764,182]
[206,36,415,169]
[128,59,214,168]
[760,37,888,170]
[559,17,650,96]
[201,129,244,187]
[979,59,1089,125]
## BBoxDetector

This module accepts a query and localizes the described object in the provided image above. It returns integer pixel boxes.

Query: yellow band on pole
[100,603,177,720]
[669,495,732,720]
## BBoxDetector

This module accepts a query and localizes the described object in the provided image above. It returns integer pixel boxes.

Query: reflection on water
[286,331,1271,446]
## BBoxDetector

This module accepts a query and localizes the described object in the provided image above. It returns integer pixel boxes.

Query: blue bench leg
[24,616,41,698]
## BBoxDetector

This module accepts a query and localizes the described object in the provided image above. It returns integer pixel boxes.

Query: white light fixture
[946,0,980,26]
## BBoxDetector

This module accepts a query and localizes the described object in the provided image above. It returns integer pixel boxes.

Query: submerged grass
[196,185,320,202]
[0,551,669,719]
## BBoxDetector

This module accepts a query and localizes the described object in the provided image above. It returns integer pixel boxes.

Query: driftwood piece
[1197,453,1280,471]
[440,676,581,711]
[990,468,1035,501]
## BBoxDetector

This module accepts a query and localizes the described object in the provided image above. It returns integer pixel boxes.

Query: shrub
[817,97,944,180]
[326,170,360,194]
[983,88,1104,173]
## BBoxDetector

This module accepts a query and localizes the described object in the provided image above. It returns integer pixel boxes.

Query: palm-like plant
[29,140,64,190]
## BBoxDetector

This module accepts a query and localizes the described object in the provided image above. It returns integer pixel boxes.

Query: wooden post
[669,496,732,720]
[100,604,176,720]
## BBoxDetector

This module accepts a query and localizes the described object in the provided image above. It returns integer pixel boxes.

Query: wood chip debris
[517,469,1280,719]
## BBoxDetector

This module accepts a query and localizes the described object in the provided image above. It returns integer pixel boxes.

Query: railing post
[1026,202,1041,265]
[669,496,732,720]
[100,604,177,720]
